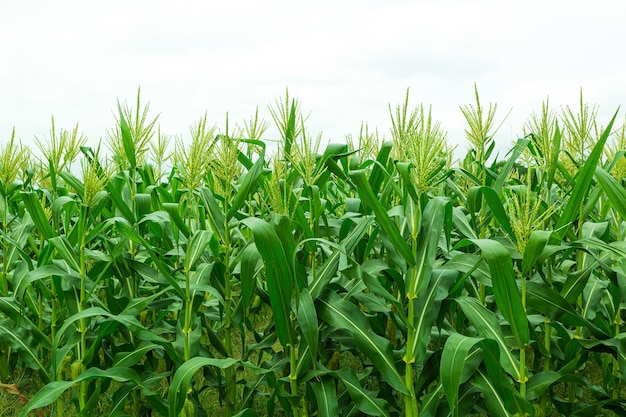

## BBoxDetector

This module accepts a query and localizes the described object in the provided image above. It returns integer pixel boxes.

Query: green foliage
[2,87,626,417]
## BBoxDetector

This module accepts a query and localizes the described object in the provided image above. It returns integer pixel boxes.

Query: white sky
[2,0,625,160]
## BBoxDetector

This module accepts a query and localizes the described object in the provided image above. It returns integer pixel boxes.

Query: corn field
[2,88,626,417]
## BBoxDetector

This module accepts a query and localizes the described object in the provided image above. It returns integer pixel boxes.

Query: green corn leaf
[228,149,265,219]
[333,368,390,417]
[419,384,443,417]
[408,269,457,365]
[479,338,534,417]
[310,378,338,417]
[444,253,490,286]
[196,187,226,242]
[51,195,77,221]
[118,101,136,169]
[552,109,619,242]
[241,216,295,347]
[168,357,239,417]
[560,260,598,304]
[309,250,341,300]
[442,333,532,417]
[106,177,135,223]
[595,166,626,221]
[59,170,85,197]
[470,238,529,347]
[272,214,302,289]
[581,220,609,240]
[186,230,213,271]
[20,191,54,240]
[396,162,420,203]
[0,319,50,383]
[452,206,478,239]
[441,333,483,417]
[3,214,34,271]
[109,384,135,416]
[409,197,449,297]
[135,192,152,217]
[318,143,352,185]
[48,236,81,272]
[163,202,190,238]
[112,218,184,299]
[526,371,588,400]
[581,276,608,321]
[309,216,373,299]
[350,169,415,267]
[577,336,626,381]
[360,260,401,309]
[16,264,80,306]
[456,296,520,380]
[368,141,393,196]
[240,243,260,313]
[472,369,519,417]
[297,289,319,362]
[323,153,350,183]
[317,290,408,394]
[492,137,530,193]
[53,307,137,349]
[19,367,153,417]
[113,342,162,368]
[467,187,516,242]
[0,297,51,350]
[282,98,298,156]
[522,230,551,276]
[526,282,588,327]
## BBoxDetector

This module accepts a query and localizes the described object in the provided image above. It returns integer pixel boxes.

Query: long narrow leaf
[241,216,295,347]
[227,150,265,219]
[441,333,482,417]
[552,109,619,242]
[20,191,54,240]
[297,289,319,362]
[408,269,457,364]
[317,291,408,394]
[168,357,239,417]
[456,296,520,379]
[470,239,529,346]
[19,367,153,417]
[410,197,449,297]
[333,368,390,417]
[596,166,626,220]
[350,169,414,267]
[310,378,338,417]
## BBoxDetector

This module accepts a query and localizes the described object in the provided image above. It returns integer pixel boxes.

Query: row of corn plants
[2,88,626,416]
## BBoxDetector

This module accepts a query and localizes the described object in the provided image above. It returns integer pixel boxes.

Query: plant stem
[183,266,191,362]
[520,271,527,397]
[404,360,418,417]
[544,319,551,372]
[1,195,8,296]
[78,204,88,411]
[538,319,552,416]
[404,272,418,417]
[519,346,526,397]
[290,343,300,417]
[223,207,236,416]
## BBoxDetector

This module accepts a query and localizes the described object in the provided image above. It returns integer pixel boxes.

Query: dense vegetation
[1,87,626,417]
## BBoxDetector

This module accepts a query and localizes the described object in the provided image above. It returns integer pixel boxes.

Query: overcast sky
[2,0,625,160]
